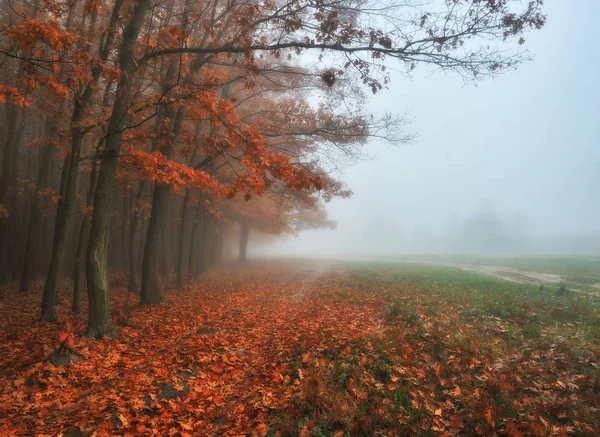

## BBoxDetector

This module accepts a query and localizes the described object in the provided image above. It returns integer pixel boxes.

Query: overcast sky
[264,0,600,256]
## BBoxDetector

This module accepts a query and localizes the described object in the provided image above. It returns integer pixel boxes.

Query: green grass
[399,254,600,285]
[337,261,600,346]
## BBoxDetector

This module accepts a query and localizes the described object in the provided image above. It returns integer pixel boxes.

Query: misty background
[259,0,600,257]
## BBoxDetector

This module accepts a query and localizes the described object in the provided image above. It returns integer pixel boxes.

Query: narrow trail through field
[410,261,600,295]
[290,261,332,302]
[413,261,563,284]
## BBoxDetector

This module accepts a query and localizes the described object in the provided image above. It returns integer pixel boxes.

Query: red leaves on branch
[124,149,219,191]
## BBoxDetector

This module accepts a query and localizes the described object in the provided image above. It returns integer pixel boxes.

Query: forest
[8,0,599,436]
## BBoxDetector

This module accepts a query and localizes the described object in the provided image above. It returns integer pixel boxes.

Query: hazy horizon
[260,0,600,258]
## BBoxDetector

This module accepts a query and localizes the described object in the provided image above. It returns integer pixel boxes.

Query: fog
[259,0,600,258]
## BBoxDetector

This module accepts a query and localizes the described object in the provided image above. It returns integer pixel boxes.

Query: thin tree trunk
[127,181,146,293]
[72,156,98,313]
[20,137,55,293]
[140,106,184,305]
[121,193,129,273]
[0,0,42,284]
[41,129,85,322]
[176,188,191,289]
[0,102,24,284]
[188,216,200,279]
[239,222,250,264]
[202,219,213,270]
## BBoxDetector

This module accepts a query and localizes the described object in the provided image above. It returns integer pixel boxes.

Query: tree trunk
[120,193,129,273]
[85,0,148,338]
[127,181,147,293]
[0,1,42,284]
[203,218,214,270]
[189,217,200,279]
[72,157,98,314]
[175,188,191,289]
[239,222,250,264]
[41,129,85,322]
[0,101,24,284]
[140,184,169,305]
[20,138,55,293]
[140,106,184,304]
[161,197,170,279]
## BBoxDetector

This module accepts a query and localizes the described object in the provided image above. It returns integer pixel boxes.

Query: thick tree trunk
[140,184,170,305]
[239,222,250,264]
[85,0,147,338]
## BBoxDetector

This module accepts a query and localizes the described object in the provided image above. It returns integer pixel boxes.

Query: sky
[261,0,600,257]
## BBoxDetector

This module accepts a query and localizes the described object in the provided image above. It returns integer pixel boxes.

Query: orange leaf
[180,422,193,431]
[118,413,128,427]
[256,423,268,436]
[484,408,493,426]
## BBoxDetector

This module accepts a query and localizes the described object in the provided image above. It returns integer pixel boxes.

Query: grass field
[1,260,599,436]
[402,255,600,286]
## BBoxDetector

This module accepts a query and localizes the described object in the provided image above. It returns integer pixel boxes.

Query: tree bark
[127,181,147,293]
[41,0,122,319]
[175,188,191,289]
[41,129,85,322]
[120,193,129,273]
[140,105,184,304]
[19,137,55,293]
[0,100,24,284]
[140,184,170,304]
[189,218,200,279]
[85,0,147,338]
[72,157,98,314]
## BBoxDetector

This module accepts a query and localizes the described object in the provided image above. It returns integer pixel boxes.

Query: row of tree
[0,0,544,337]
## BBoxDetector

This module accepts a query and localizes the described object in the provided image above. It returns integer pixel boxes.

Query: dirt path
[339,255,600,294]
[291,261,332,302]
[399,260,599,296]
[414,261,563,285]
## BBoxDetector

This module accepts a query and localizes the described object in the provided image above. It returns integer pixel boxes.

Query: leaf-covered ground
[1,261,599,436]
